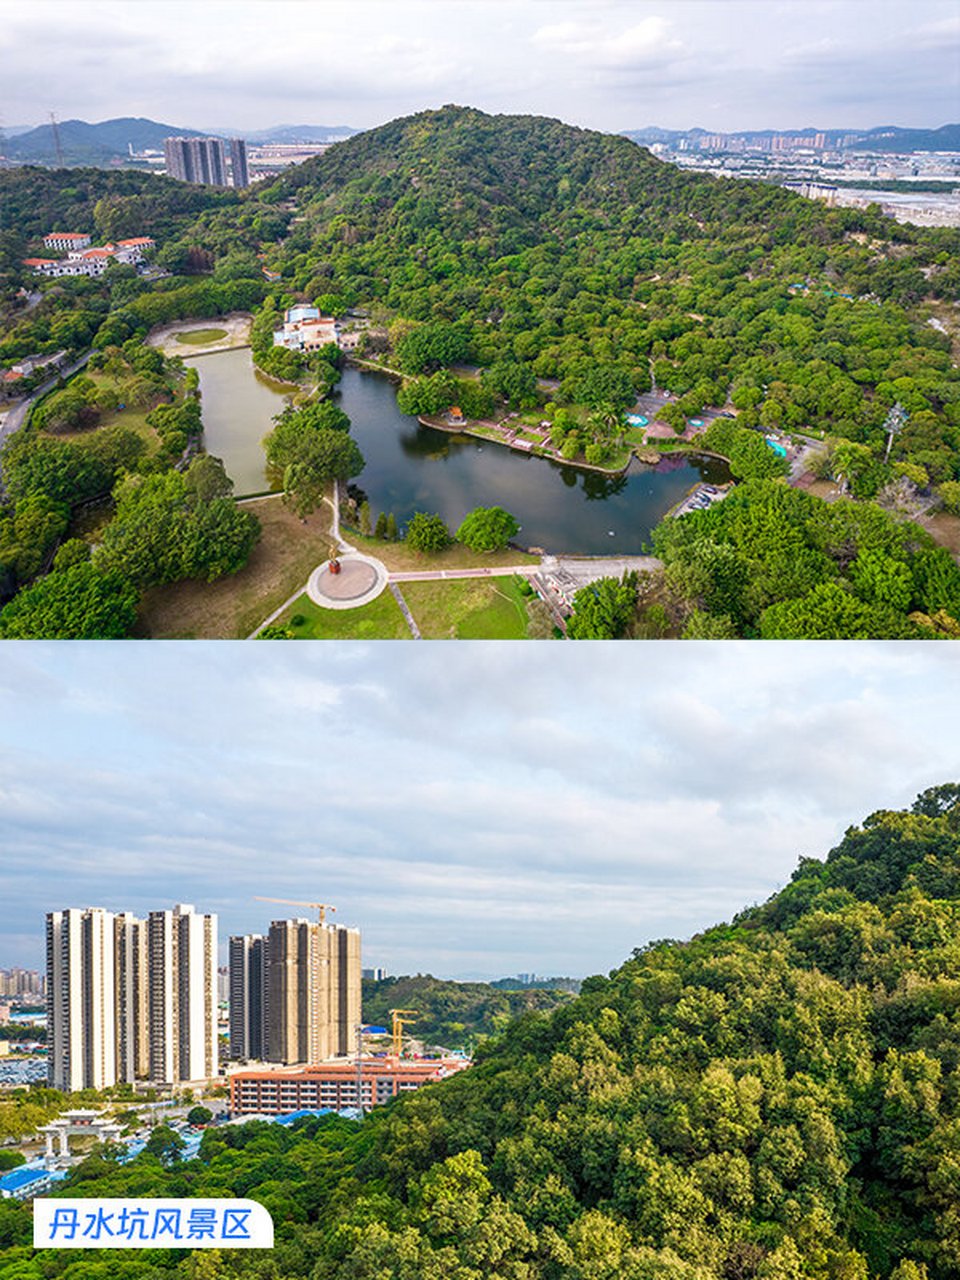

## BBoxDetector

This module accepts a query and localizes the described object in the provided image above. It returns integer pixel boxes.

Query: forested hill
[362,973,574,1048]
[274,103,855,264]
[3,786,960,1279]
[254,105,958,486]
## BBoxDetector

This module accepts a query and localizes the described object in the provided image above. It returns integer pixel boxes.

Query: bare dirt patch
[137,496,336,638]
[921,511,960,559]
[147,313,252,357]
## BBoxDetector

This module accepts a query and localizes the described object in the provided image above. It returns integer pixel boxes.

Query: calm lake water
[187,351,731,555]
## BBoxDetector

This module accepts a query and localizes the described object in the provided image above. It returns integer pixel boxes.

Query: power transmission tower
[49,112,64,167]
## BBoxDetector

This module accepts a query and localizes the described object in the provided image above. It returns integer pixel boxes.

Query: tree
[481,361,538,406]
[396,322,471,374]
[456,506,520,553]
[97,464,260,586]
[0,563,138,639]
[186,1105,213,1127]
[143,1124,186,1164]
[404,512,452,553]
[264,402,364,517]
[567,572,639,639]
[759,582,914,639]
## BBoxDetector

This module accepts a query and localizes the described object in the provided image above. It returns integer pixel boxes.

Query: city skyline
[2,1,956,137]
[3,643,960,980]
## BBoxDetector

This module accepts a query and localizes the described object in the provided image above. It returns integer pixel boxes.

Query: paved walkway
[389,583,421,638]
[389,564,537,582]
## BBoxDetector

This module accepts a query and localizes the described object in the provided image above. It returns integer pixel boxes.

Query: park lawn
[345,531,539,572]
[173,328,228,345]
[274,590,410,639]
[137,496,336,638]
[63,371,162,452]
[402,575,531,639]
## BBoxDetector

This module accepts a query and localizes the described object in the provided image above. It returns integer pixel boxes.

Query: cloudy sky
[2,642,958,981]
[2,1,956,136]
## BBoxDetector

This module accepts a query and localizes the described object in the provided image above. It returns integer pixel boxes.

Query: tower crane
[389,1009,418,1059]
[254,897,336,924]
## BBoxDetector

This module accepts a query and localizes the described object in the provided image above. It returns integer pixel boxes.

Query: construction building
[229,1056,469,1116]
[229,915,361,1065]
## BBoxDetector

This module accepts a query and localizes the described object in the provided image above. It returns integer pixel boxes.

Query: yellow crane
[254,897,337,924]
[389,1009,418,1059]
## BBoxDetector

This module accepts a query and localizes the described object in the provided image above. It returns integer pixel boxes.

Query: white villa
[272,305,339,353]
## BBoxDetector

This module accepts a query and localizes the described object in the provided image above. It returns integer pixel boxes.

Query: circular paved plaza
[306,552,388,610]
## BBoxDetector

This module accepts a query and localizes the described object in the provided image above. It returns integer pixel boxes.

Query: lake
[186,350,731,555]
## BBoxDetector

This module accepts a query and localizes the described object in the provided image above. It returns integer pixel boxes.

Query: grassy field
[47,371,161,453]
[343,530,539,572]
[173,328,228,345]
[401,575,531,638]
[137,497,336,638]
[273,590,411,639]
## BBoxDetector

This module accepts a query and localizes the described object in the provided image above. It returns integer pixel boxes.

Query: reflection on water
[185,347,291,496]
[188,352,732,554]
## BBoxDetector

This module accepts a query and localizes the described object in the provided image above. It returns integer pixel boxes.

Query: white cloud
[532,16,686,69]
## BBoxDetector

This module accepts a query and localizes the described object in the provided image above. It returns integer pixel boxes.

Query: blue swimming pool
[765,437,788,458]
[626,414,648,426]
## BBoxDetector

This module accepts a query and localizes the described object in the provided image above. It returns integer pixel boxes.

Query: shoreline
[416,413,634,477]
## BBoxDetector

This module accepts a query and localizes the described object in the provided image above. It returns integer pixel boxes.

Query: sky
[2,0,957,137]
[2,641,959,981]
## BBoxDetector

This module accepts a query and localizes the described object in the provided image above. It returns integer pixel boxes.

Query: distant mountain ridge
[3,117,208,164]
[2,117,359,166]
[622,122,960,152]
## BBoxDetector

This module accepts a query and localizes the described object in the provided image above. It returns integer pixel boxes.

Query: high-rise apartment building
[47,902,217,1092]
[163,137,227,186]
[148,904,218,1085]
[229,934,264,1061]
[46,908,116,1092]
[230,918,360,1066]
[229,138,249,188]
[114,912,148,1084]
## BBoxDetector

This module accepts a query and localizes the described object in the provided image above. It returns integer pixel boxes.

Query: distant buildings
[0,968,45,998]
[163,136,227,186]
[163,136,250,187]
[46,903,218,1092]
[229,917,361,1064]
[23,237,154,278]
[229,138,249,188]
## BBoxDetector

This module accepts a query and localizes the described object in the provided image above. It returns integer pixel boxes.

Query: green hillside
[2,784,959,1277]
[362,973,574,1048]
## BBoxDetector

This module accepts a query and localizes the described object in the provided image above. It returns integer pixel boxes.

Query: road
[0,352,92,452]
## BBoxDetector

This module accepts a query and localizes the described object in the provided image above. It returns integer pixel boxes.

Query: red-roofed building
[43,232,91,252]
[229,1056,470,1116]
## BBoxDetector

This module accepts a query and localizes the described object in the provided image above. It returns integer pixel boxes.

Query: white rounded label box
[34,1198,274,1249]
